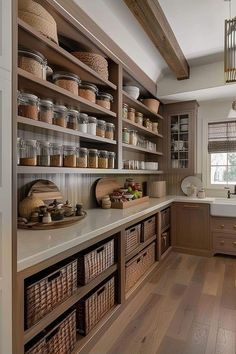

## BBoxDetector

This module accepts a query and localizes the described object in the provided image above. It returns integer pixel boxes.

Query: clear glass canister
[88,149,98,168]
[98,150,108,169]
[52,71,81,96]
[108,151,116,169]
[88,116,97,135]
[129,130,138,145]
[105,122,115,140]
[37,141,51,166]
[50,143,63,167]
[96,119,106,138]
[122,128,130,144]
[79,82,98,103]
[135,112,143,125]
[128,107,135,122]
[77,113,88,133]
[53,105,68,128]
[122,103,128,119]
[18,92,39,120]
[39,99,54,124]
[20,139,37,166]
[77,147,88,168]
[63,146,77,167]
[144,118,152,129]
[18,48,47,79]
[96,92,113,110]
[17,137,22,165]
[67,109,79,130]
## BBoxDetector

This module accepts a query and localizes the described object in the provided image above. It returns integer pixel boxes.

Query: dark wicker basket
[78,239,114,285]
[161,208,170,230]
[141,216,156,242]
[77,277,115,335]
[25,310,77,354]
[125,224,141,255]
[26,260,77,328]
[125,243,155,292]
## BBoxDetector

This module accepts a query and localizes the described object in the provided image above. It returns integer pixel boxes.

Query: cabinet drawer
[211,217,236,232]
[161,208,170,230]
[213,233,236,254]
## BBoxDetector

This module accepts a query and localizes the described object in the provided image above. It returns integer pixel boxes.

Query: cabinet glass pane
[170,114,189,169]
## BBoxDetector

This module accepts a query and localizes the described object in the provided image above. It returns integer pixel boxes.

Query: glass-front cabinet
[170,114,189,169]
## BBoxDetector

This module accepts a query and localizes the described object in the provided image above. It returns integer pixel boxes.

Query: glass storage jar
[17,137,22,165]
[128,107,135,122]
[129,130,138,145]
[39,99,54,124]
[122,103,128,119]
[88,149,98,168]
[18,48,47,79]
[105,122,115,140]
[144,118,152,129]
[67,109,79,130]
[20,139,37,166]
[152,122,158,133]
[88,116,97,135]
[135,112,143,125]
[122,128,130,144]
[77,113,88,133]
[18,92,39,120]
[96,119,106,138]
[37,141,51,166]
[98,150,108,169]
[63,146,77,167]
[79,82,98,103]
[96,92,113,110]
[108,151,116,169]
[76,147,88,168]
[52,71,81,96]
[53,105,68,128]
[50,143,63,167]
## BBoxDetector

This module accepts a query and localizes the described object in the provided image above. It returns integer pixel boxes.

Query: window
[208,121,236,185]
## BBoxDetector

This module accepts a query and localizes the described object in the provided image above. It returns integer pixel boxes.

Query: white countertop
[17,196,215,272]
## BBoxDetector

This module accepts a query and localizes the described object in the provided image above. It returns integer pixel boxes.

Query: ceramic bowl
[123,85,140,99]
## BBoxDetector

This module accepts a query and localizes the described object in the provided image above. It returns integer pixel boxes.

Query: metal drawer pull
[233,225,236,229]
[183,205,199,208]
[233,242,236,246]
[220,240,225,245]
[220,224,225,228]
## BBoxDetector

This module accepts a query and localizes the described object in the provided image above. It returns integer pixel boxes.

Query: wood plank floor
[88,252,236,354]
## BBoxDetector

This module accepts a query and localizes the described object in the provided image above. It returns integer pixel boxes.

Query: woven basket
[125,243,155,292]
[125,224,141,255]
[72,52,109,80]
[161,208,170,230]
[19,0,58,44]
[25,310,77,354]
[141,216,156,242]
[77,277,115,335]
[78,239,114,285]
[25,260,77,328]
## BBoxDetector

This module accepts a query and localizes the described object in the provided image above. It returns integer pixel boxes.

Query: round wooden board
[28,179,63,202]
[95,178,122,205]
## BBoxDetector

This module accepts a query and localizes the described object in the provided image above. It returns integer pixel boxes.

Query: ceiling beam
[124,0,190,80]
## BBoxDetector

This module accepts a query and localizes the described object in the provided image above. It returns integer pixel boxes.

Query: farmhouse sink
[211,198,236,217]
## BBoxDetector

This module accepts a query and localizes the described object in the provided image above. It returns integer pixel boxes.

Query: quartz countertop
[17,196,215,272]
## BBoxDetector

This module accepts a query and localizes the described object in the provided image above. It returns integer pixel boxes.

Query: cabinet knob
[220,224,225,228]
[220,240,225,245]
[233,242,236,246]
[233,225,236,229]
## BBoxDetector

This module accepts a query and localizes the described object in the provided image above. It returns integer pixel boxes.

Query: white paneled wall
[0,1,12,353]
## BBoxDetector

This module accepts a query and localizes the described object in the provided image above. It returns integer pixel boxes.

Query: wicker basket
[141,216,156,242]
[77,277,115,335]
[25,310,77,354]
[125,224,141,255]
[125,243,155,292]
[78,239,114,285]
[19,0,59,44]
[72,52,109,80]
[25,260,77,328]
[161,208,170,230]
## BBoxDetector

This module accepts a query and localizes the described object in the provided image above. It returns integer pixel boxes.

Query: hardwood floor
[88,252,236,354]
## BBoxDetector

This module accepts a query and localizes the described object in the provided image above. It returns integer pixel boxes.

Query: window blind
[208,121,236,153]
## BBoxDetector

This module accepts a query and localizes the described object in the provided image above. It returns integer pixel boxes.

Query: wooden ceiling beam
[124,0,190,80]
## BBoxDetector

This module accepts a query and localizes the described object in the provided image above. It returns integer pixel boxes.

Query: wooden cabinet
[211,216,236,255]
[171,203,211,256]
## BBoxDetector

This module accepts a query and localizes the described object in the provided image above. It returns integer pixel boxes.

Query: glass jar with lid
[52,71,81,96]
[18,48,47,79]
[17,137,22,165]
[18,92,39,120]
[39,99,54,124]
[53,105,68,128]
[96,119,106,138]
[108,151,116,169]
[128,107,135,122]
[76,147,88,168]
[144,118,152,130]
[105,122,115,140]
[122,103,128,119]
[63,146,77,167]
[77,113,88,133]
[96,92,113,110]
[98,150,108,169]
[37,141,51,166]
[88,116,97,135]
[50,143,63,167]
[122,128,130,144]
[129,130,138,145]
[135,112,143,125]
[88,149,98,168]
[20,139,37,166]
[67,109,79,130]
[79,82,98,103]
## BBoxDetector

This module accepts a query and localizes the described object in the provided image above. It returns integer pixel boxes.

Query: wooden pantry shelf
[122,118,163,138]
[122,143,163,155]
[125,235,157,263]
[17,116,117,145]
[24,264,118,344]
[18,19,117,90]
[18,68,117,117]
[122,91,164,120]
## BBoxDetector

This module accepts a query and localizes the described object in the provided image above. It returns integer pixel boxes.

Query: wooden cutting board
[28,179,63,202]
[95,178,122,205]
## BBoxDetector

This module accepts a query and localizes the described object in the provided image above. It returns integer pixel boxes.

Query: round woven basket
[72,52,109,80]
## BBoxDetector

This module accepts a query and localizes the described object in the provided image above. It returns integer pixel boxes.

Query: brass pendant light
[225,0,236,82]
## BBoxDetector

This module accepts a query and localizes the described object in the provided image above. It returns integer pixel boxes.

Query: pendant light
[225,0,236,82]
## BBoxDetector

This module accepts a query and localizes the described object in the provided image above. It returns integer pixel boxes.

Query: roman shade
[208,121,236,153]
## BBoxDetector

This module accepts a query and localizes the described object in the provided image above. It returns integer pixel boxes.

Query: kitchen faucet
[226,185,236,198]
